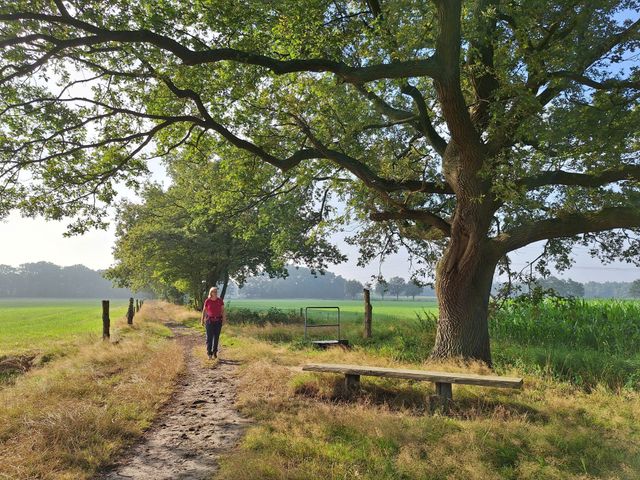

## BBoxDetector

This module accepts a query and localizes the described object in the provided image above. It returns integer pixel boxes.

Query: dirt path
[100,323,249,480]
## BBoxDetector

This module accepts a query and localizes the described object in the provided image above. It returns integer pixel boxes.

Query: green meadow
[227,297,438,321]
[0,298,128,356]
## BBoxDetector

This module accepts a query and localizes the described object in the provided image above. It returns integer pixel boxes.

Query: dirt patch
[0,354,35,373]
[99,324,249,480]
[0,354,36,384]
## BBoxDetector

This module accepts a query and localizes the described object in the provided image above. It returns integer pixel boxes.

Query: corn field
[490,298,640,355]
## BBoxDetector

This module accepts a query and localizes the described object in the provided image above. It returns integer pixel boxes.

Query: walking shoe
[213,352,217,359]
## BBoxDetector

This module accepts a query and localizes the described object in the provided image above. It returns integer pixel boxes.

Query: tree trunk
[431,244,497,365]
[220,271,230,300]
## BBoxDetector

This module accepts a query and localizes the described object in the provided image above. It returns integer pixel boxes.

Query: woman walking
[201,287,226,359]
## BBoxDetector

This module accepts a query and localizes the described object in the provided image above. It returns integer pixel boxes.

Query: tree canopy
[1,0,638,362]
[106,153,344,307]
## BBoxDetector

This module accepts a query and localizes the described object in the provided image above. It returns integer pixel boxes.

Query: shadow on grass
[294,375,548,423]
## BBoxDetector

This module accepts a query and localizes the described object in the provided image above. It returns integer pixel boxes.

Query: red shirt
[204,297,224,319]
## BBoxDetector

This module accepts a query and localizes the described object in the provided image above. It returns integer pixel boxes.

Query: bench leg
[435,382,452,400]
[345,374,360,390]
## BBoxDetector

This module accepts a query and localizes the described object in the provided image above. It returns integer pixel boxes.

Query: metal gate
[304,306,347,346]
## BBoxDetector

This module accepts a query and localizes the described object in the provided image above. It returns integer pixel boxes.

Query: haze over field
[2,212,638,284]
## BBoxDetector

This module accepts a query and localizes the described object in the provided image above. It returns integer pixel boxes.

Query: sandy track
[100,324,248,480]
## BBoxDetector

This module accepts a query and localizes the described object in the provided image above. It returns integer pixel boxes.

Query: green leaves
[0,0,638,279]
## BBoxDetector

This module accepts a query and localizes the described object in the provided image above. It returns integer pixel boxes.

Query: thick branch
[467,0,500,128]
[536,18,640,106]
[370,209,451,236]
[519,165,640,190]
[0,12,441,84]
[355,84,416,122]
[495,207,640,253]
[366,0,383,18]
[548,71,640,90]
[432,0,481,149]
[297,121,453,194]
[401,84,448,155]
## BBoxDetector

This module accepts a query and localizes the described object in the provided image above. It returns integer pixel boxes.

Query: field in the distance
[0,298,128,356]
[227,297,438,321]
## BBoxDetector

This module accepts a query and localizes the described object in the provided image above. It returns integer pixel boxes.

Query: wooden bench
[302,363,523,400]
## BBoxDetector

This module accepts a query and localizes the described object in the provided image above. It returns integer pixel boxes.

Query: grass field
[0,298,128,356]
[0,301,182,479]
[226,298,438,322]
[2,297,639,478]
[192,298,640,480]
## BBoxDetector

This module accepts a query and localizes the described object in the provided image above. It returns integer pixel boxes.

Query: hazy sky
[1,208,638,283]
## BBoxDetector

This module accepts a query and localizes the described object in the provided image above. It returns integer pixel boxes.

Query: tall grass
[226,299,640,390]
[162,300,640,478]
[215,318,640,480]
[490,298,640,354]
[490,298,640,390]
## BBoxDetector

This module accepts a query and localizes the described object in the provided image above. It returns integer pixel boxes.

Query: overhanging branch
[495,206,640,253]
[0,11,442,84]
[370,209,451,236]
[548,71,640,90]
[401,84,448,156]
[518,165,640,190]
[295,120,453,195]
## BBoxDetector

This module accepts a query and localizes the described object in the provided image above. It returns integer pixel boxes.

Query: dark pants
[205,320,223,355]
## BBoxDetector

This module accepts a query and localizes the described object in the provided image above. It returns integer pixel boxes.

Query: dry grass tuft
[0,305,184,479]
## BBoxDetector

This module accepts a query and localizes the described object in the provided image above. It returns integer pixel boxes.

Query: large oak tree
[1,0,639,363]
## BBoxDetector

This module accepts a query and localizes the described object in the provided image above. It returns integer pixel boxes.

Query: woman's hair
[208,287,218,297]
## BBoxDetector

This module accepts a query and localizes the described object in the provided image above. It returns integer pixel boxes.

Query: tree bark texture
[430,142,497,364]
[432,249,496,364]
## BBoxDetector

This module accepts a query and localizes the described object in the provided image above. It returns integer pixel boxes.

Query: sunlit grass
[227,297,438,323]
[0,298,128,356]
[0,302,183,479]
[214,332,640,480]
[194,299,640,479]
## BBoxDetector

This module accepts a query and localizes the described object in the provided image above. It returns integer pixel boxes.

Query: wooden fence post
[363,289,372,338]
[127,297,134,325]
[102,300,110,340]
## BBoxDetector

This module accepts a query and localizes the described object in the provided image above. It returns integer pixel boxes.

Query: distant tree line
[241,270,640,300]
[0,262,137,298]
[239,268,435,300]
[494,276,640,299]
[3,262,636,301]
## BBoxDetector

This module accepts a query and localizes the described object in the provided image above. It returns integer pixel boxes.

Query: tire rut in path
[101,325,249,480]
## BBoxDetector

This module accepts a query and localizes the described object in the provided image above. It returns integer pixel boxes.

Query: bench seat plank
[302,363,523,389]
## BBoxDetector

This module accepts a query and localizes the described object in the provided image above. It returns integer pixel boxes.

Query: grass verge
[206,314,640,479]
[0,302,184,480]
